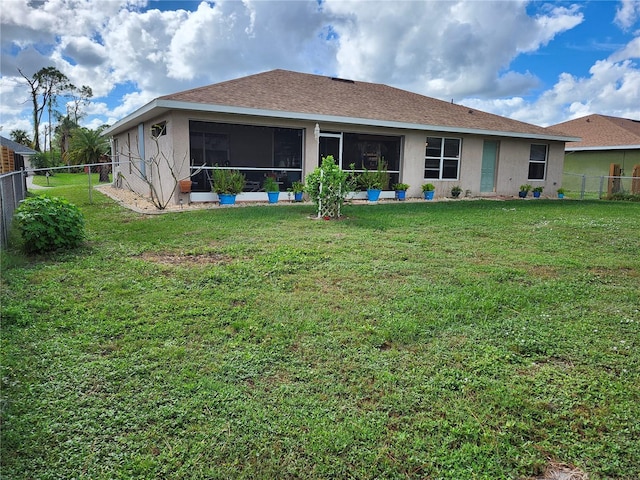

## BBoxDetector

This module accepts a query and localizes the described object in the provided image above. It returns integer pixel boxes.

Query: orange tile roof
[160,69,572,139]
[551,114,640,149]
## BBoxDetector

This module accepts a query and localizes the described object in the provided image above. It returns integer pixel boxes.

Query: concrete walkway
[26,175,47,190]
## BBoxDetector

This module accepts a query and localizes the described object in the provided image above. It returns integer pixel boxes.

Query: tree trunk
[99,155,110,182]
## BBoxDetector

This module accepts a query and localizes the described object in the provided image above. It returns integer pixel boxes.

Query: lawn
[2,181,639,479]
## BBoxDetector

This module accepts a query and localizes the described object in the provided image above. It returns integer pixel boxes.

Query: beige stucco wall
[110,111,567,205]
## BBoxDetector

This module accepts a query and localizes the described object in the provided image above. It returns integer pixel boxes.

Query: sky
[1,0,639,142]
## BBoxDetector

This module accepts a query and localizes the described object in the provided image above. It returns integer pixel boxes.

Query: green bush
[14,196,85,253]
[30,151,61,174]
[608,192,640,202]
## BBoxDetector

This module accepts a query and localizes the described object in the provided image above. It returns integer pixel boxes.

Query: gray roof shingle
[159,69,573,139]
[0,135,36,155]
[550,114,640,149]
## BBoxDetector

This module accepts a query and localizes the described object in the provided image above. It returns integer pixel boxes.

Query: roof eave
[104,99,579,142]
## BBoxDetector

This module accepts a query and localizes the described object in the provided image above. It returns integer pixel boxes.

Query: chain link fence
[562,172,639,200]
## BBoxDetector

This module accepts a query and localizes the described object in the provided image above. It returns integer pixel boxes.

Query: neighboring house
[0,135,37,173]
[102,69,578,205]
[550,114,640,192]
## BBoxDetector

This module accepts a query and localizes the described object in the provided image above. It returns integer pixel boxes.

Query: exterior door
[481,140,498,192]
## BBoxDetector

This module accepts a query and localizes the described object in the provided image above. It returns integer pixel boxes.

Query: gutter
[566,145,640,152]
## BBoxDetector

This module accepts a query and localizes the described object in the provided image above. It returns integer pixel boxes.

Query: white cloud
[461,38,640,126]
[323,0,582,99]
[615,0,640,30]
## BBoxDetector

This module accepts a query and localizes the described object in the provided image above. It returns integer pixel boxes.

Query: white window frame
[528,144,548,181]
[424,136,461,180]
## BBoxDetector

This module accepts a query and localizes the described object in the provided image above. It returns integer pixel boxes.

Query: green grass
[2,180,639,479]
[30,171,112,188]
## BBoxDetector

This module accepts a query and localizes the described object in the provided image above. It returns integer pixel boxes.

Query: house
[102,69,578,205]
[550,114,640,192]
[0,135,37,174]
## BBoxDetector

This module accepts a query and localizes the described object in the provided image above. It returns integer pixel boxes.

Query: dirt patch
[532,461,588,480]
[141,252,231,266]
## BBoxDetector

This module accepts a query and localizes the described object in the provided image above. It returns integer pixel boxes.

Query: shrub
[608,193,640,202]
[211,167,246,194]
[30,151,61,174]
[14,196,85,253]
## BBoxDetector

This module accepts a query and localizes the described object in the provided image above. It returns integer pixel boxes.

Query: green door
[481,141,498,192]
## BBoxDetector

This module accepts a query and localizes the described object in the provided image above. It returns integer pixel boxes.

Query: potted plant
[263,176,280,204]
[421,183,435,200]
[557,188,565,199]
[393,183,409,201]
[451,185,462,198]
[532,186,544,198]
[289,181,305,202]
[211,167,246,205]
[519,184,532,198]
[358,160,389,202]
[178,178,192,193]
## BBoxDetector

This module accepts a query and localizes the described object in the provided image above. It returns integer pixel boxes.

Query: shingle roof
[0,135,36,155]
[158,69,572,140]
[550,114,640,149]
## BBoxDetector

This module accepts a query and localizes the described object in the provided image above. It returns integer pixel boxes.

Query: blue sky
[1,0,639,141]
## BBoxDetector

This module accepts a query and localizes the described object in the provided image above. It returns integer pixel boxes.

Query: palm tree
[10,129,32,148]
[67,128,110,182]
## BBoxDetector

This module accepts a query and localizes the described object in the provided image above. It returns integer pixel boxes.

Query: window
[151,121,167,138]
[425,137,461,180]
[528,144,547,180]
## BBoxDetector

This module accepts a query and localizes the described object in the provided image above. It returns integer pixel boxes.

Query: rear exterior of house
[102,70,576,205]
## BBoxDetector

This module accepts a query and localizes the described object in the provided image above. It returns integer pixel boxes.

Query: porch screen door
[318,133,342,167]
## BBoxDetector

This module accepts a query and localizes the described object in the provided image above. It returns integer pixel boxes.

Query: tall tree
[10,129,32,147]
[68,85,93,123]
[54,113,79,162]
[18,66,74,152]
[67,128,110,181]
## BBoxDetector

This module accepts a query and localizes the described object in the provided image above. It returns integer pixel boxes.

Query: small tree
[305,155,353,219]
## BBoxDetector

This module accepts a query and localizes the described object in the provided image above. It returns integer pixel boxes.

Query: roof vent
[330,77,355,84]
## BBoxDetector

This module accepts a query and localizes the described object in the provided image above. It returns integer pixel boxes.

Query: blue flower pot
[558,193,564,199]
[218,193,236,205]
[294,191,303,202]
[424,190,435,200]
[519,191,528,198]
[267,192,279,203]
[533,191,541,198]
[367,189,381,202]
[396,190,406,201]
